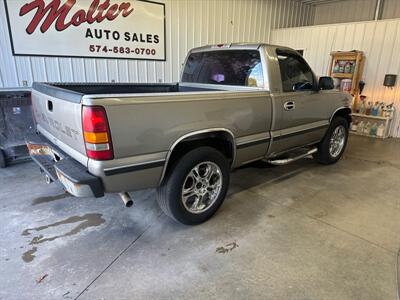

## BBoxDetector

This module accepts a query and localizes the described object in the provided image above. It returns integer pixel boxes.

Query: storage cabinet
[328,51,365,109]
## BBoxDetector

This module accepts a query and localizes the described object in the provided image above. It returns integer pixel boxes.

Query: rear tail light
[82,106,114,160]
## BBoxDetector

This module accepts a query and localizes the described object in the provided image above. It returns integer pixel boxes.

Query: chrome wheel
[329,125,346,158]
[181,161,223,214]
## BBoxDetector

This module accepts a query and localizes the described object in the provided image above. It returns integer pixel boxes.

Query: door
[269,49,330,156]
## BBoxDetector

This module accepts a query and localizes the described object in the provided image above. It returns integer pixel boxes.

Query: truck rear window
[181,50,264,87]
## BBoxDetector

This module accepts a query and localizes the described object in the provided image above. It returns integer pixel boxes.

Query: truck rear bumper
[26,134,104,198]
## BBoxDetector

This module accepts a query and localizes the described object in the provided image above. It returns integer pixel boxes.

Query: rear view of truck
[28,83,111,198]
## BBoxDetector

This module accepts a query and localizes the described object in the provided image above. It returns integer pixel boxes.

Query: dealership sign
[4,0,166,60]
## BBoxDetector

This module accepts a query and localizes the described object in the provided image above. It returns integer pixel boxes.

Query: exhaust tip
[119,192,134,208]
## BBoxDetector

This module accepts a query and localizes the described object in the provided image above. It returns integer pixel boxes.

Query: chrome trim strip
[159,128,236,184]
[236,132,271,149]
[178,82,266,91]
[82,89,268,104]
[272,121,329,141]
[236,138,270,149]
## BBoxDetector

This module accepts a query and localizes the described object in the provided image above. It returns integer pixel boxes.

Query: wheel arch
[330,107,352,126]
[159,128,236,184]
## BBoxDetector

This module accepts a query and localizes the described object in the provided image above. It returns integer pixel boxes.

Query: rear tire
[0,150,6,168]
[157,147,230,225]
[314,116,349,165]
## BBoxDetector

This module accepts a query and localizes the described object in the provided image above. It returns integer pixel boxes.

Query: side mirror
[319,76,334,90]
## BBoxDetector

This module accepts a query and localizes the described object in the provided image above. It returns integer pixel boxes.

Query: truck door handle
[284,101,295,111]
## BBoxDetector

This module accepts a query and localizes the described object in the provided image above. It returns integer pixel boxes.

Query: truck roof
[190,43,290,53]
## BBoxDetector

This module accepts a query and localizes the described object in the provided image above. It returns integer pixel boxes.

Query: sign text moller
[5,0,166,60]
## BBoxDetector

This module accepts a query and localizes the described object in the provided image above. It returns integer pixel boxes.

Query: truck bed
[32,82,223,103]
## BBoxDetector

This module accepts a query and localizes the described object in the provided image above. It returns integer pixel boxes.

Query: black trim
[273,125,328,141]
[104,160,165,176]
[4,0,166,62]
[55,158,104,198]
[33,82,83,103]
[236,137,270,150]
[32,82,181,103]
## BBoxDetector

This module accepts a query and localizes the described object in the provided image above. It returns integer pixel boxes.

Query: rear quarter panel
[85,90,272,165]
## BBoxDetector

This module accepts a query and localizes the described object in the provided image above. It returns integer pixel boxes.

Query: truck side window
[276,50,315,92]
[182,50,264,87]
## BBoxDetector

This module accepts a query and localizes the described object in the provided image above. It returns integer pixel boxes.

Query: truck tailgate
[31,89,87,165]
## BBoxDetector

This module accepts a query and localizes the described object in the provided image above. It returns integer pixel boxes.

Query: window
[182,50,264,87]
[276,50,315,92]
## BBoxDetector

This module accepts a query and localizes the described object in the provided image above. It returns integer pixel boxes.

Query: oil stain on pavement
[31,192,70,205]
[21,213,105,262]
[216,241,239,254]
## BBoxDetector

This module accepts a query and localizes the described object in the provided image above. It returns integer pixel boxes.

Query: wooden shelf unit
[328,51,365,109]
[350,113,393,139]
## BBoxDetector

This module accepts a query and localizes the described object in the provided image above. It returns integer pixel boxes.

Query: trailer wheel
[157,146,230,225]
[0,149,6,168]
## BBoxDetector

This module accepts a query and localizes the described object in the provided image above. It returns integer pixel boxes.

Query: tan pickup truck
[27,43,351,225]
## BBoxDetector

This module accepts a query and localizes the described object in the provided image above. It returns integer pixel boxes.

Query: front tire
[157,147,230,225]
[314,116,349,165]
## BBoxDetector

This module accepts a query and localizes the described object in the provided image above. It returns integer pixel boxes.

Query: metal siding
[313,0,377,25]
[0,0,313,89]
[382,0,400,20]
[271,19,400,138]
[312,0,400,25]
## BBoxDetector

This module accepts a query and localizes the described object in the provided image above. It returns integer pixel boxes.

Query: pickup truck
[27,43,351,225]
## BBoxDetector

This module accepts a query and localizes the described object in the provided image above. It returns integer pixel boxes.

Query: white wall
[0,0,314,88]
[271,19,400,138]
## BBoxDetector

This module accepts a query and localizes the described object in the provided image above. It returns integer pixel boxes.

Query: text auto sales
[18,0,161,50]
[85,28,160,44]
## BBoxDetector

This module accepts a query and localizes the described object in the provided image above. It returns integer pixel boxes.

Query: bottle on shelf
[363,121,371,135]
[357,120,365,134]
[344,61,352,73]
[377,123,385,138]
[370,123,378,136]
[350,62,356,73]
[333,61,340,73]
[365,102,372,115]
[379,102,385,117]
[340,79,352,92]
[385,103,394,118]
[338,61,345,73]
[359,99,366,114]
[371,102,380,116]
[351,120,358,131]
